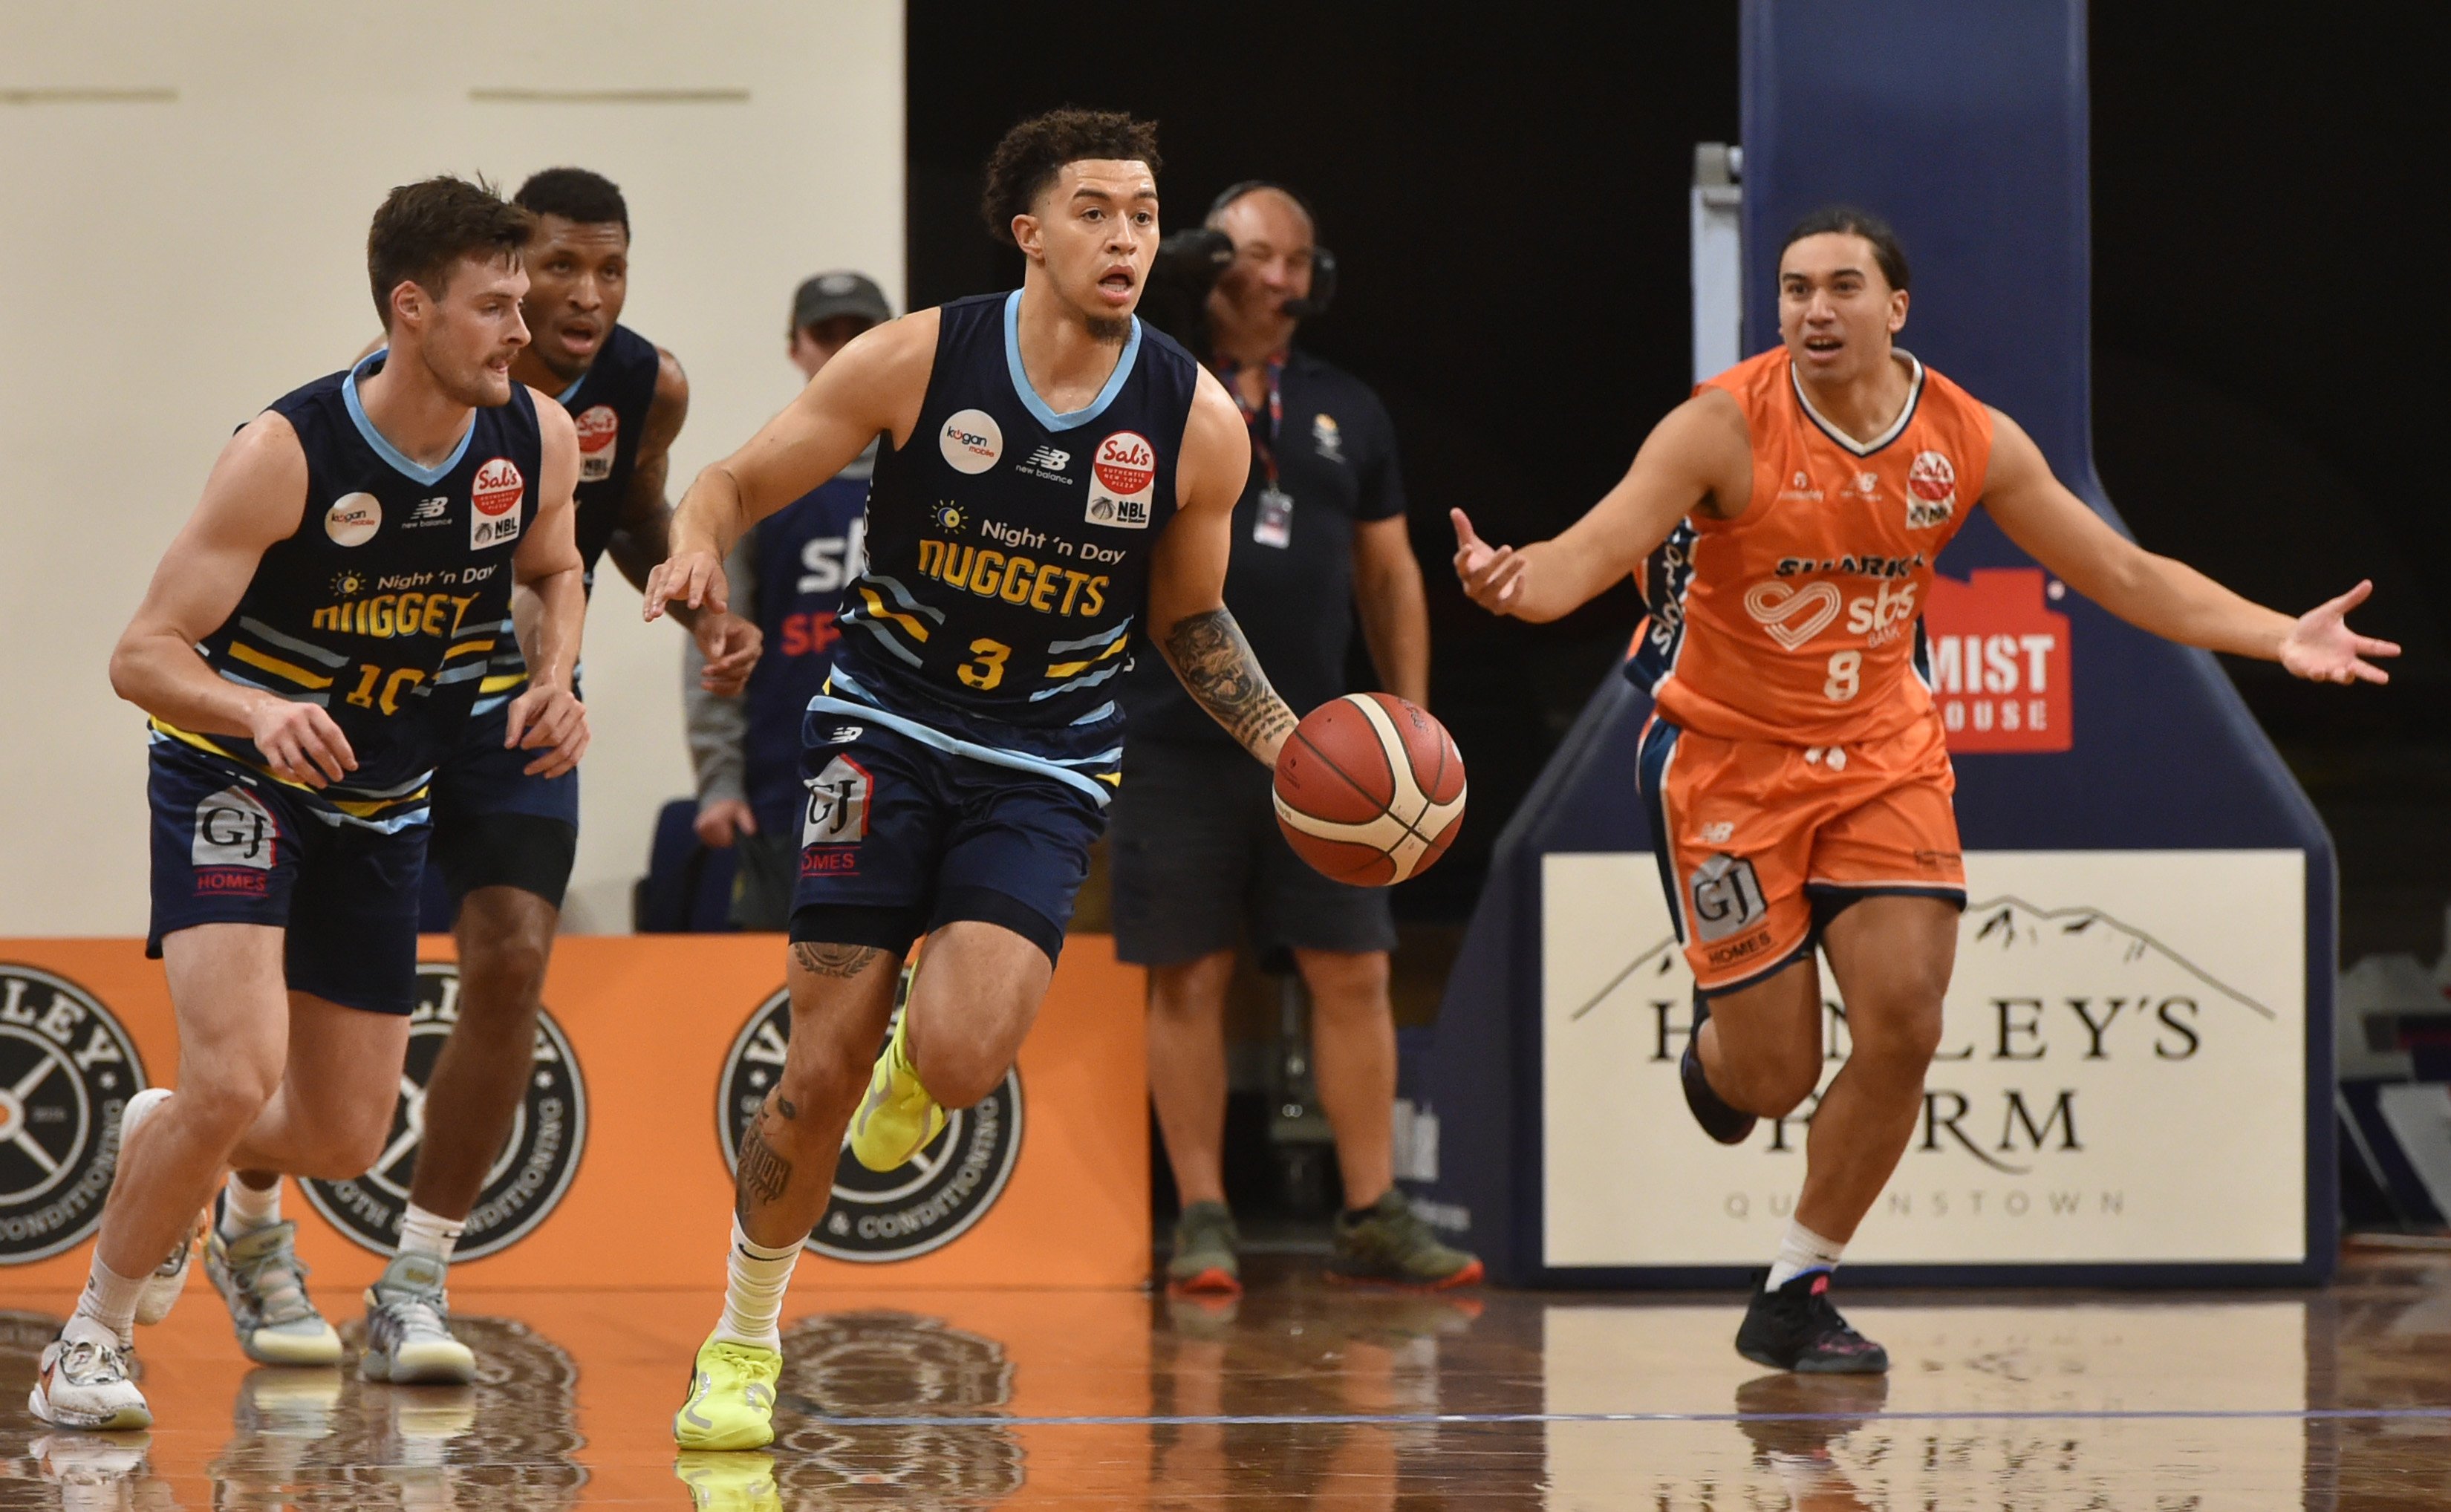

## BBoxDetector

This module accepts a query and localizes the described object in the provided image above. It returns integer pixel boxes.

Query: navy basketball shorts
[425,694,581,910]
[1109,737,1396,967]
[786,720,1107,966]
[146,740,427,1015]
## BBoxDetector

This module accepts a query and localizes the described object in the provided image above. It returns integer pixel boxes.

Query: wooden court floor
[5,1246,2451,1508]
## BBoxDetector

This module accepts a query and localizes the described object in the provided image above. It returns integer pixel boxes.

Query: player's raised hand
[2280,579,2400,686]
[643,548,728,622]
[1451,509,1526,614]
[694,610,764,697]
[504,682,591,778]
[247,698,355,788]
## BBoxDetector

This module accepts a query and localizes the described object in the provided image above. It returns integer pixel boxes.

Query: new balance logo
[1023,446,1070,471]
[406,495,449,526]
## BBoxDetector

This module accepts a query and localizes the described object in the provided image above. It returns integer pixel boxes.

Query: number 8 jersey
[1632,347,1993,747]
[823,291,1200,788]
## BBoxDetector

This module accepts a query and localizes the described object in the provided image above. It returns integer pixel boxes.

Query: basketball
[1272,694,1467,887]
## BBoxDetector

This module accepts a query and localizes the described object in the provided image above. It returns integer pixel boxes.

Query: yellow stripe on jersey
[331,788,427,818]
[148,719,239,763]
[858,586,933,644]
[443,639,497,659]
[227,642,336,689]
[1045,633,1130,680]
[151,718,429,815]
[1095,771,1122,786]
[479,673,528,694]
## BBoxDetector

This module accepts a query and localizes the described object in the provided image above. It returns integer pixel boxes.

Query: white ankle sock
[76,1257,148,1347]
[397,1202,466,1265]
[714,1219,800,1351]
[221,1173,280,1236]
[1765,1219,1844,1291]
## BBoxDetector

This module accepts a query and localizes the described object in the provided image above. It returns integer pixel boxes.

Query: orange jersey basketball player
[1452,206,2395,1375]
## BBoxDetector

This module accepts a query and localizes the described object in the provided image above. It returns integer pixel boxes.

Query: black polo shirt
[1122,347,1407,745]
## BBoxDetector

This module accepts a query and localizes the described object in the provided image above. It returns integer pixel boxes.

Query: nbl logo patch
[1906,450,1958,529]
[573,405,619,483]
[719,988,1021,1263]
[469,457,525,550]
[302,962,585,1260]
[0,966,147,1264]
[1084,431,1155,528]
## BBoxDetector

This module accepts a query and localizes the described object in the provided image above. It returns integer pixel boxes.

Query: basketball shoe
[1681,997,1757,1144]
[674,1332,783,1450]
[360,1252,478,1384]
[848,1009,943,1173]
[1735,1270,1889,1373]
[206,1216,342,1366]
[1326,1189,1484,1288]
[28,1316,151,1431]
[1167,1202,1241,1294]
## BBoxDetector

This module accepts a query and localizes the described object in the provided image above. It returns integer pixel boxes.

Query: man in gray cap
[684,271,895,928]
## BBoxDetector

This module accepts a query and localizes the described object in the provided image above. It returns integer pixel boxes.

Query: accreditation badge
[1253,486,1295,549]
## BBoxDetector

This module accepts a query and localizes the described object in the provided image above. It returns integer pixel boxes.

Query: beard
[1084,312,1131,344]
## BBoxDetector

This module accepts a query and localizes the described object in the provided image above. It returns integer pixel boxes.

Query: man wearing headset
[1113,182,1479,1294]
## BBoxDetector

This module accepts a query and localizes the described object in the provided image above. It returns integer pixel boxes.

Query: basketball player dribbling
[644,108,1302,1453]
[1453,206,2396,1373]
[31,177,589,1430]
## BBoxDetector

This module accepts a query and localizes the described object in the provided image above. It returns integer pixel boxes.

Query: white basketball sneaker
[28,1316,152,1431]
[359,1252,478,1384]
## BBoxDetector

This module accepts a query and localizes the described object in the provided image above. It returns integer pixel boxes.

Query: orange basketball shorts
[1633,711,1965,996]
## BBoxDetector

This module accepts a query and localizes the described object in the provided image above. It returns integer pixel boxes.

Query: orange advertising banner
[0,935,1150,1292]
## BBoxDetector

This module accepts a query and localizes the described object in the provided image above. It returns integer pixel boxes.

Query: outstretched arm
[1451,388,1747,622]
[604,349,761,691]
[109,414,359,788]
[642,311,935,625]
[1982,408,2398,684]
[1148,368,1297,764]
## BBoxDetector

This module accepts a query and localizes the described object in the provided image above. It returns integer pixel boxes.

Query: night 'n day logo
[302,962,585,1260]
[0,967,146,1263]
[719,985,1022,1262]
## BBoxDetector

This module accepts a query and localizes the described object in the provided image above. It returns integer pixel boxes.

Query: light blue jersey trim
[343,351,476,486]
[1001,291,1141,433]
[555,371,586,406]
[807,691,1116,806]
[238,618,348,667]
[1048,619,1131,653]
[472,693,511,717]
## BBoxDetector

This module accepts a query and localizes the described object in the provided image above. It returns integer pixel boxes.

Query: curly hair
[978,107,1162,245]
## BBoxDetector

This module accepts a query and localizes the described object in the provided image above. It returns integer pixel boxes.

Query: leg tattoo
[735,1121,794,1216]
[791,942,883,979]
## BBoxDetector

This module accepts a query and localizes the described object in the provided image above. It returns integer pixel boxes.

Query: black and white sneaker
[1681,997,1757,1144]
[1735,1270,1889,1374]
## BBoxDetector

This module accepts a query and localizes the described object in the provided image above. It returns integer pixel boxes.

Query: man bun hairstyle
[366,175,534,325]
[515,166,631,235]
[979,107,1162,245]
[1782,204,1910,293]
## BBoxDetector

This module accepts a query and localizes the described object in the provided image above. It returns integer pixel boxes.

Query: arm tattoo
[735,1121,793,1214]
[791,942,885,978]
[1161,607,1298,757]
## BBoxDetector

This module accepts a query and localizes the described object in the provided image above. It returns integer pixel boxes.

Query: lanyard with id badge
[1222,356,1295,548]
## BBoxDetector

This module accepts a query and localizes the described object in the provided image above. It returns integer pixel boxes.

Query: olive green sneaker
[1166,1201,1241,1295]
[1327,1189,1484,1289]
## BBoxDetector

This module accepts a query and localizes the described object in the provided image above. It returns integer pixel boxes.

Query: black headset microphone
[1204,180,1339,318]
[1143,180,1339,345]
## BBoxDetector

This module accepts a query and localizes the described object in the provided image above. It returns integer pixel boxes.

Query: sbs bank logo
[0,967,147,1263]
[303,962,585,1260]
[719,987,1021,1262]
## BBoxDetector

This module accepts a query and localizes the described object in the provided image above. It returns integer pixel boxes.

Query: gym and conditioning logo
[0,966,146,1264]
[303,962,585,1260]
[719,988,1022,1262]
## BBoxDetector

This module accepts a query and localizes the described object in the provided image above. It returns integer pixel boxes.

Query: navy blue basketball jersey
[742,452,870,834]
[826,291,1200,799]
[151,351,544,829]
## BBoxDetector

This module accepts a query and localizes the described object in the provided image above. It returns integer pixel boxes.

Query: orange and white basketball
[1272,694,1467,887]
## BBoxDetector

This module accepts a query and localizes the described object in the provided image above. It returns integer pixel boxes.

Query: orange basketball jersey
[1641,348,1993,746]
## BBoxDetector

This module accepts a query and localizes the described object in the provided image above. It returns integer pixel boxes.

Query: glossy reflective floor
[7,1245,2451,1507]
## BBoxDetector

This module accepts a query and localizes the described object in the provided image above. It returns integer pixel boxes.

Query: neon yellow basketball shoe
[673,1332,782,1451]
[847,1009,944,1173]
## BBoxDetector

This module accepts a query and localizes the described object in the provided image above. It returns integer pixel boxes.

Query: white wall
[0,1,905,934]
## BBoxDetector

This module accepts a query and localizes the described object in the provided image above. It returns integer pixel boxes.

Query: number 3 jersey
[823,290,1200,804]
[149,351,544,829]
[1630,346,1993,747]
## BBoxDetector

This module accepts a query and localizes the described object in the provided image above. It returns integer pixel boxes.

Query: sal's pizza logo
[573,405,619,483]
[471,457,525,549]
[0,967,146,1263]
[1923,567,2071,752]
[1905,450,1958,529]
[1084,431,1155,529]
